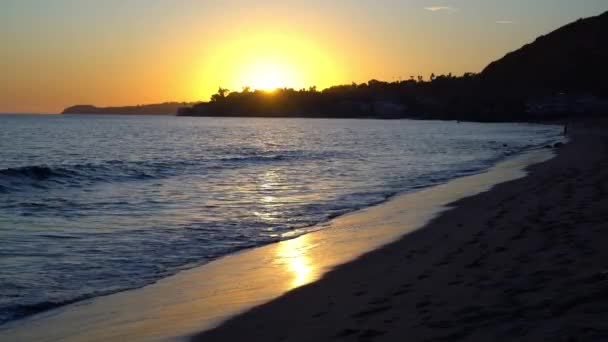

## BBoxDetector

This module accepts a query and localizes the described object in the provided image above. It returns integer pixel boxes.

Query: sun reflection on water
[256,169,315,287]
[252,170,283,223]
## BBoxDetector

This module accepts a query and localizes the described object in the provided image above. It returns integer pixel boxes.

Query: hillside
[178,11,608,120]
[62,102,196,115]
[68,12,608,120]
[481,11,608,96]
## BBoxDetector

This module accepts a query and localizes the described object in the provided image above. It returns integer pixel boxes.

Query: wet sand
[195,122,608,341]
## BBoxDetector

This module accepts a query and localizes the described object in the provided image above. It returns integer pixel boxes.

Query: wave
[0,289,131,325]
[0,165,75,181]
[2,299,83,324]
[0,150,345,193]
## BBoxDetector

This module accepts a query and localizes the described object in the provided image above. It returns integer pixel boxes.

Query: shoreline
[0,123,559,326]
[1,112,583,126]
[0,134,558,341]
[195,121,608,341]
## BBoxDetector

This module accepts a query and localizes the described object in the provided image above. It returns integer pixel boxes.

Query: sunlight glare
[243,59,297,91]
[197,32,341,98]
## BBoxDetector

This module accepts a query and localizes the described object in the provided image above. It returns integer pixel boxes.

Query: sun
[196,31,343,99]
[242,59,298,91]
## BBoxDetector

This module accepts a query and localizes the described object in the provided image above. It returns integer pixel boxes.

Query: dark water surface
[0,115,561,324]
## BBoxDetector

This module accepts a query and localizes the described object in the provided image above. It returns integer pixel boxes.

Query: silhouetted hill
[178,11,608,121]
[73,12,605,121]
[62,102,197,115]
[481,11,608,97]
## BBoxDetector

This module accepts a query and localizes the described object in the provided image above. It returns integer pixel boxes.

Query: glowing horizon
[1,0,606,113]
[195,31,343,95]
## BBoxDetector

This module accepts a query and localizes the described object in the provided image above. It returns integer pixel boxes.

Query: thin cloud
[496,20,516,24]
[424,6,456,12]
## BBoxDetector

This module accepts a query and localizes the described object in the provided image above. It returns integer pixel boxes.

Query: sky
[1,0,607,113]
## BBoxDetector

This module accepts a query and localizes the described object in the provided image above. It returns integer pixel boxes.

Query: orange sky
[1,0,606,113]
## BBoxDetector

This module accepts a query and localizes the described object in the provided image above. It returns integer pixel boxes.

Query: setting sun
[242,59,298,91]
[195,31,342,97]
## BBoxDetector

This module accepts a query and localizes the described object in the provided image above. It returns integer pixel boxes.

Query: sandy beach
[195,121,608,341]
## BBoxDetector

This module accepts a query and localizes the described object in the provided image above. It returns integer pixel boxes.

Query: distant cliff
[62,102,197,115]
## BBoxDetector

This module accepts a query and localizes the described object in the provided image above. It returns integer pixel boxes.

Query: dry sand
[194,121,608,342]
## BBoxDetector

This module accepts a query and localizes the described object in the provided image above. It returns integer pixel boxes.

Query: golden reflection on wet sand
[276,235,314,288]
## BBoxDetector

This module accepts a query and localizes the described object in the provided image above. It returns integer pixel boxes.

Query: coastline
[2,5,606,342]
[196,121,608,341]
[0,132,558,341]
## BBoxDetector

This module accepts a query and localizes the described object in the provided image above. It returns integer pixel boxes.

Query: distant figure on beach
[564,123,568,136]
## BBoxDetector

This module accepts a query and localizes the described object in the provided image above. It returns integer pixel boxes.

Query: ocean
[0,114,561,325]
